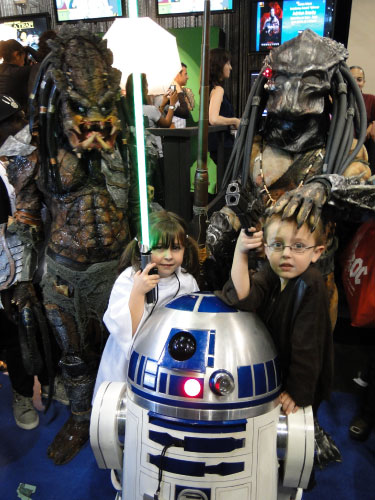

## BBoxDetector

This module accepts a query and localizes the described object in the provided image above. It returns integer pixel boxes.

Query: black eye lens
[69,100,87,116]
[303,75,320,84]
[168,331,196,361]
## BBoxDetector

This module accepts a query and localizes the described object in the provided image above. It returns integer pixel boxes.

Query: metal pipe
[192,0,210,248]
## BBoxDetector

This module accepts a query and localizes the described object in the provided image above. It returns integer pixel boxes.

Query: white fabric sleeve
[102,267,146,352]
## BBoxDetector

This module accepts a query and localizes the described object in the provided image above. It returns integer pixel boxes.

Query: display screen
[54,0,123,23]
[157,0,234,16]
[0,13,51,50]
[250,0,335,52]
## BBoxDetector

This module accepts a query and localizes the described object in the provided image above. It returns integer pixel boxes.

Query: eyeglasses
[265,242,316,253]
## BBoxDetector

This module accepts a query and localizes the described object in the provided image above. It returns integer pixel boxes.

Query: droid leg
[90,382,127,499]
[277,406,315,499]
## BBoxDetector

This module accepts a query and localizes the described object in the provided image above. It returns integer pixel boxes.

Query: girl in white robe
[93,211,200,399]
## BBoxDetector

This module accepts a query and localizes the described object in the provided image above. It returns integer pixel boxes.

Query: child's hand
[132,263,160,296]
[236,227,263,254]
[279,391,300,415]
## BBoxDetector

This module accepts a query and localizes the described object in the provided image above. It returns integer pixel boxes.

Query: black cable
[323,84,338,172]
[46,84,63,194]
[241,93,266,187]
[172,271,181,298]
[38,70,55,189]
[326,70,348,174]
[233,76,267,186]
[29,53,53,134]
[153,437,184,499]
[335,90,355,171]
[221,74,267,189]
[206,73,268,216]
[338,65,368,174]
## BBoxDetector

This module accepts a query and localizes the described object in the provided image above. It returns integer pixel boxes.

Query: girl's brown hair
[118,210,200,279]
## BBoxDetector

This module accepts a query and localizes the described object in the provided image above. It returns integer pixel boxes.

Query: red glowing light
[262,67,273,79]
[183,379,201,397]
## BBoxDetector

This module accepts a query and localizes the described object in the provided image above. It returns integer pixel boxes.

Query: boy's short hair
[263,213,326,246]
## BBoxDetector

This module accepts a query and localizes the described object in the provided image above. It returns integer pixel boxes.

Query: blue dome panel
[198,296,237,313]
[166,294,200,311]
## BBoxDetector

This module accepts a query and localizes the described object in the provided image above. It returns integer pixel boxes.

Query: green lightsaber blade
[129,0,150,250]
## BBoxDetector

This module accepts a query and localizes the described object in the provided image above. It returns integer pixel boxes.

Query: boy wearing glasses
[220,213,333,417]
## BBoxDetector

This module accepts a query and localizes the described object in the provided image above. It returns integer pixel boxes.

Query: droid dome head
[127,292,282,420]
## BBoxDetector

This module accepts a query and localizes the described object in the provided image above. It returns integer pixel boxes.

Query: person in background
[35,30,57,61]
[125,73,178,207]
[155,62,193,129]
[0,95,65,430]
[208,48,240,170]
[350,66,375,173]
[0,40,34,112]
[28,30,58,95]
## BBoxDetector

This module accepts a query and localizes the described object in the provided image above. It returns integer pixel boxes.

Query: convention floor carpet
[0,363,374,499]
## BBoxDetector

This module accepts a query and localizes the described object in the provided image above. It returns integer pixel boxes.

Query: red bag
[341,219,375,328]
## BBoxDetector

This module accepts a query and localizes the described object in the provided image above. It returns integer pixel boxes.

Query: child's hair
[118,210,200,279]
[263,212,326,246]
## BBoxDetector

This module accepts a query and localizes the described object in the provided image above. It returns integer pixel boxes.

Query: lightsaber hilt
[140,246,157,304]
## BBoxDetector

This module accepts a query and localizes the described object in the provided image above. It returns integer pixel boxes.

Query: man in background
[155,62,194,128]
[350,66,375,173]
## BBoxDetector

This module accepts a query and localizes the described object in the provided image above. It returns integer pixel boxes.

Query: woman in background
[208,48,240,170]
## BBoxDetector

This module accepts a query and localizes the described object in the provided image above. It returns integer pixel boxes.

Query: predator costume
[5,26,131,464]
[206,30,375,326]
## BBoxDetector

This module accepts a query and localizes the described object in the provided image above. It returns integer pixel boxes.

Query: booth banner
[341,219,375,328]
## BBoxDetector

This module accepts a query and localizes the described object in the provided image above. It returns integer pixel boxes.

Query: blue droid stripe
[237,358,280,398]
[237,366,253,398]
[128,351,139,381]
[136,356,146,385]
[148,413,247,433]
[274,356,282,386]
[254,363,267,396]
[149,454,244,477]
[208,333,215,355]
[207,356,214,368]
[266,360,277,391]
[159,373,168,394]
[149,430,245,453]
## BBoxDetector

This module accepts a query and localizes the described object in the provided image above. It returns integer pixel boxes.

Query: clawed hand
[268,182,328,231]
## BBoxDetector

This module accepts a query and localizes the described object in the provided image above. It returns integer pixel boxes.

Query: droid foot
[47,415,90,465]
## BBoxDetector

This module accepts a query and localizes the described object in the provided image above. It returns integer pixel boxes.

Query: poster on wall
[0,14,50,50]
[252,0,335,52]
[157,0,234,16]
[54,0,123,22]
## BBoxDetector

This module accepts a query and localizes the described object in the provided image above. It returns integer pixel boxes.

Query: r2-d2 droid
[90,293,314,500]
